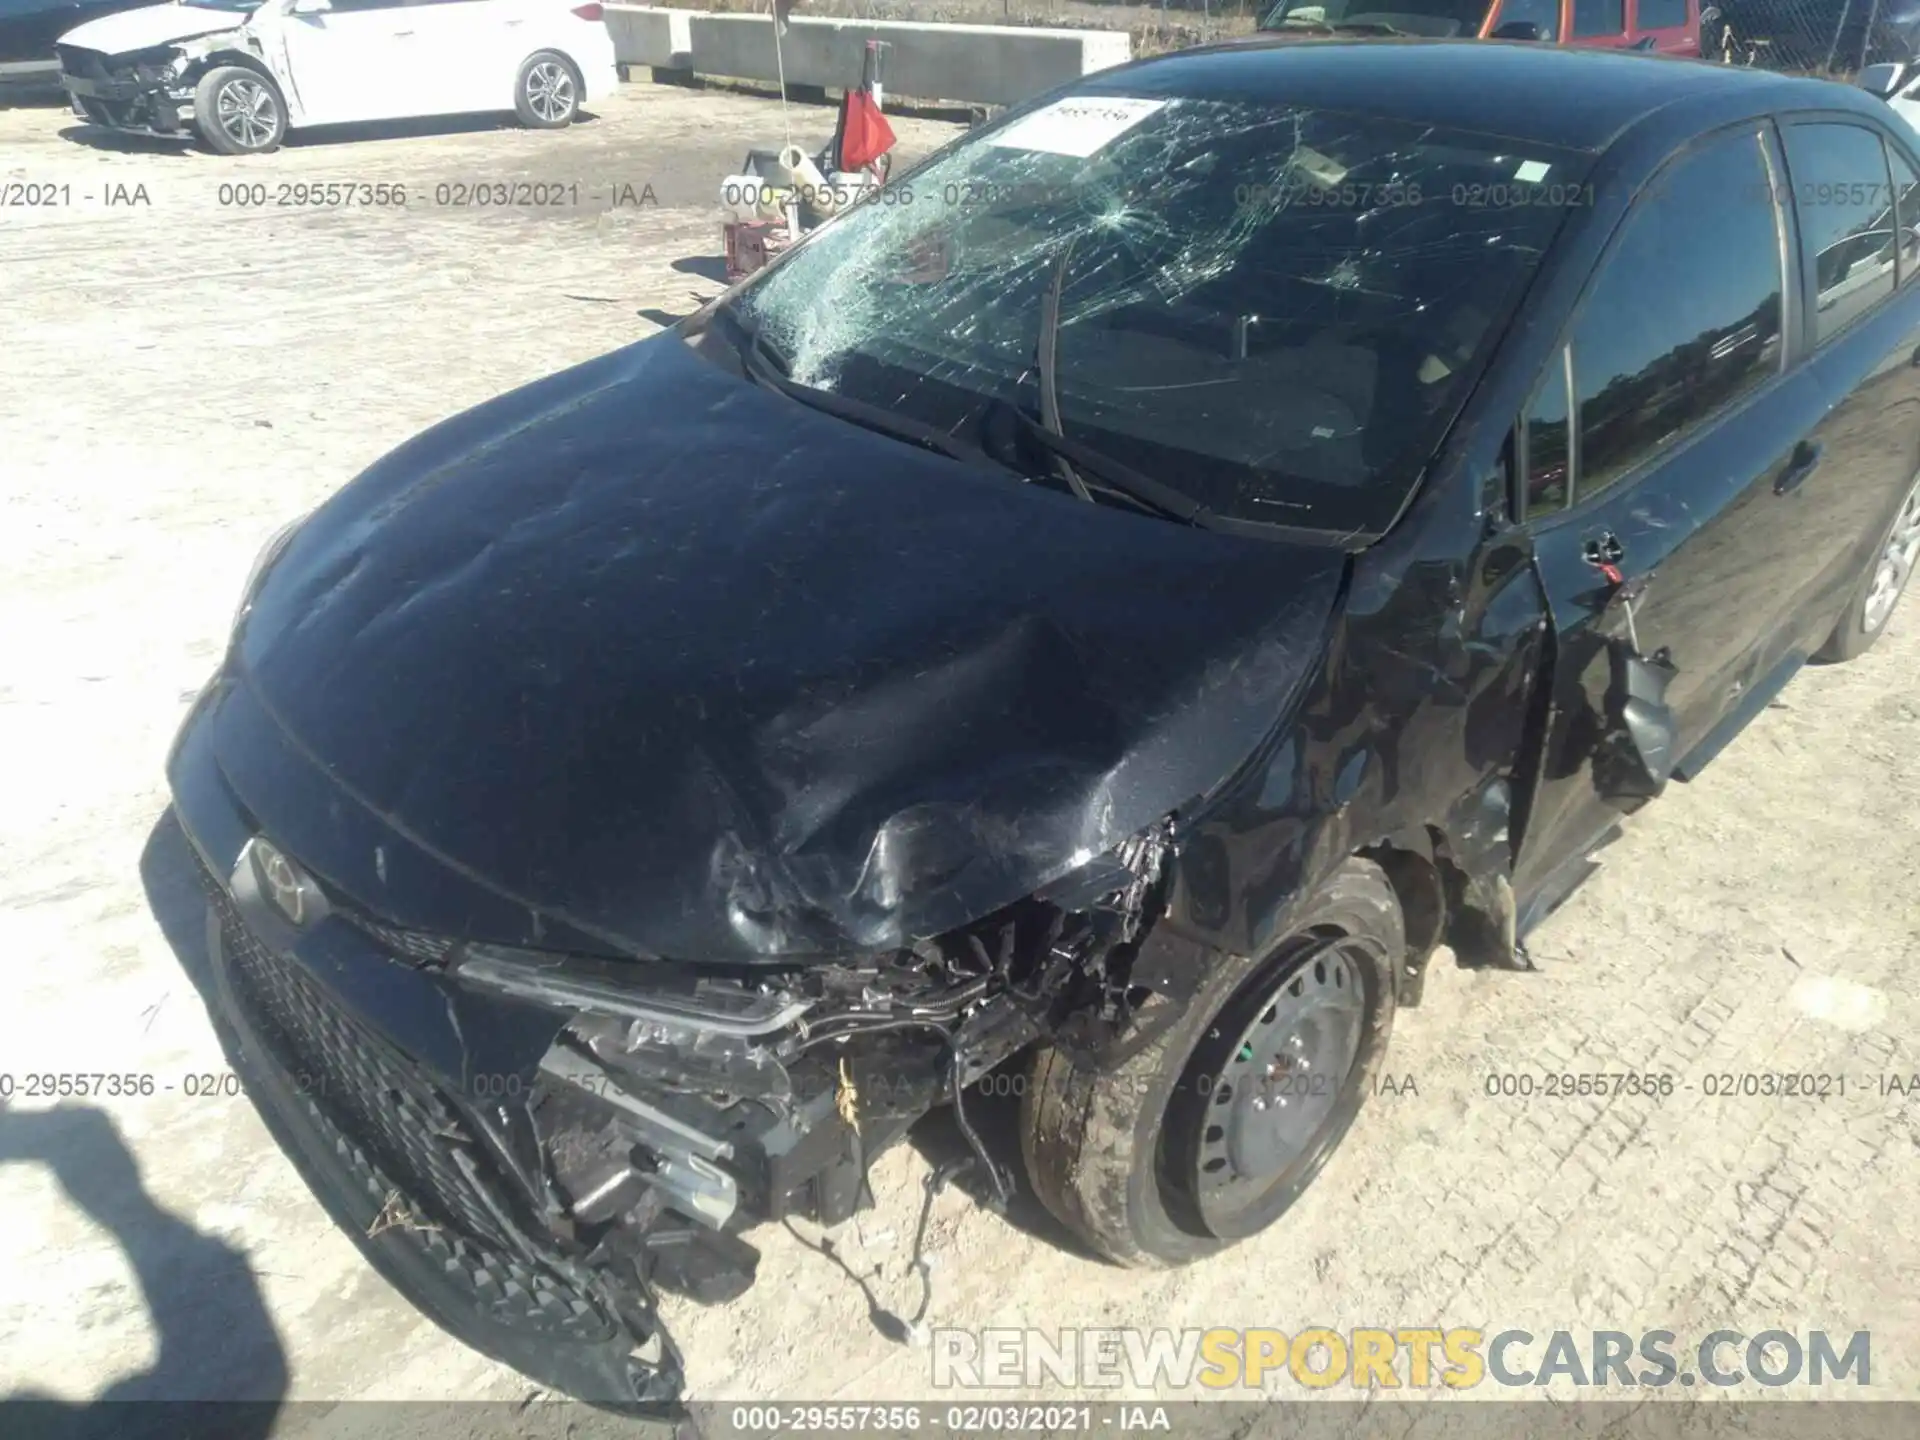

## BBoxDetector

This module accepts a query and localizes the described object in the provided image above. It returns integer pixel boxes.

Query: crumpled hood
[233,333,1345,961]
[60,3,245,54]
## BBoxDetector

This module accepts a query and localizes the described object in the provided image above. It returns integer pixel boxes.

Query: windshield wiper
[712,305,1015,473]
[1025,241,1219,528]
[711,304,1215,530]
[994,399,1222,530]
[1037,242,1096,505]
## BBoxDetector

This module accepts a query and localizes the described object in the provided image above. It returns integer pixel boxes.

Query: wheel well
[187,53,282,95]
[523,48,585,79]
[1356,838,1446,1006]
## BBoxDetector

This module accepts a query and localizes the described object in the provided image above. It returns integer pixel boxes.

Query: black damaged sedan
[168,40,1920,1404]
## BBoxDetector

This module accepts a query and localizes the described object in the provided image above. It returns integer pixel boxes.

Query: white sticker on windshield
[1514,159,1552,183]
[988,97,1170,158]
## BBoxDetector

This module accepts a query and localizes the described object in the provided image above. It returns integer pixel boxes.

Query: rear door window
[1783,122,1899,343]
[1890,144,1920,285]
[1633,0,1688,26]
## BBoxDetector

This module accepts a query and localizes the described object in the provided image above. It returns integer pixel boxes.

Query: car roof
[1078,39,1890,154]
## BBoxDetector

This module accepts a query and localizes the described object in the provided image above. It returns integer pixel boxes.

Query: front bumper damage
[58,39,233,138]
[170,681,1176,1408]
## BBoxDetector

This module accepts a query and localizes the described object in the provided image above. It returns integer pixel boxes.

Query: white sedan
[57,0,618,153]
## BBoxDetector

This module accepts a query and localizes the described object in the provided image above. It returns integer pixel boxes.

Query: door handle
[1774,439,1823,495]
[393,27,415,35]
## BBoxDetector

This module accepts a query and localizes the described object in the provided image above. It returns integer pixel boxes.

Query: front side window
[1526,126,1782,511]
[1634,0,1688,27]
[1784,123,1898,343]
[730,97,1584,538]
[1571,0,1625,35]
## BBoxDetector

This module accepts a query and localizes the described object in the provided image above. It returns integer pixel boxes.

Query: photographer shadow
[0,811,293,1437]
[0,1096,289,1440]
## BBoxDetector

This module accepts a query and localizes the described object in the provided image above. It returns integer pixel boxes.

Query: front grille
[336,908,460,969]
[197,857,613,1341]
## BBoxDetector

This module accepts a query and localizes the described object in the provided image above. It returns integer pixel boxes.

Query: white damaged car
[57,0,618,154]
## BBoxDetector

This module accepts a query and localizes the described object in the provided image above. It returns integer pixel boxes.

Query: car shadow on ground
[669,256,727,285]
[140,809,217,998]
[54,123,196,155]
[635,260,726,330]
[906,1086,1099,1260]
[781,1087,1101,1347]
[0,1091,288,1438]
[56,109,600,155]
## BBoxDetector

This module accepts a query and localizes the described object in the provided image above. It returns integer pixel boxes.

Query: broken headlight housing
[443,820,1177,1238]
[457,945,809,1106]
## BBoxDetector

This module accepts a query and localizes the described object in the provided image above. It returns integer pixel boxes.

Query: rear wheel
[1815,469,1920,663]
[515,52,582,129]
[1020,858,1401,1267]
[194,66,286,155]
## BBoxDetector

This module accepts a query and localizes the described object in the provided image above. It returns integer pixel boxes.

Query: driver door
[1511,124,1834,912]
[280,0,428,125]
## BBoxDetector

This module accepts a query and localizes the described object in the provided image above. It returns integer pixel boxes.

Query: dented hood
[59,3,247,53]
[234,334,1346,962]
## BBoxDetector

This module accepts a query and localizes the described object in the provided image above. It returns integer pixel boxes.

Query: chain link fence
[1701,0,1920,73]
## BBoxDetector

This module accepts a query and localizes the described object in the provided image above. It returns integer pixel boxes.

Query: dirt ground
[2,73,1918,1432]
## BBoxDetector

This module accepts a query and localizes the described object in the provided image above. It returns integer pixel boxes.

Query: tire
[1814,469,1920,663]
[515,51,583,129]
[1020,857,1402,1267]
[194,65,286,155]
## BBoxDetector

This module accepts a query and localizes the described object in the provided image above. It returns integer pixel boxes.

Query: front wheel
[194,66,286,155]
[1020,857,1401,1267]
[515,52,583,129]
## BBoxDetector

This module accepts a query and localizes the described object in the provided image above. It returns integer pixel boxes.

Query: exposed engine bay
[475,824,1175,1313]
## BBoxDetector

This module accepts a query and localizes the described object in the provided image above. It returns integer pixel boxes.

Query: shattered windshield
[730,95,1584,537]
[1260,0,1493,34]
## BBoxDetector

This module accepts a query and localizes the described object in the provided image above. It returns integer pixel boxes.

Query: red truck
[1258,0,1703,57]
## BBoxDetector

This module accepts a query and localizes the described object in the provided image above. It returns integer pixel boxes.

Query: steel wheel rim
[217,76,277,148]
[1193,942,1366,1231]
[1864,474,1920,633]
[526,62,574,122]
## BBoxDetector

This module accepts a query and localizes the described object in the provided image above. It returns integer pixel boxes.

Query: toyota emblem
[252,839,309,926]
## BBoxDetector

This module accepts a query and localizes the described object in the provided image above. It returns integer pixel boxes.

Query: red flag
[837,89,896,173]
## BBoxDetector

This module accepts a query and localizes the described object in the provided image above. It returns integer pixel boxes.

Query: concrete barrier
[604,9,1130,108]
[604,6,693,71]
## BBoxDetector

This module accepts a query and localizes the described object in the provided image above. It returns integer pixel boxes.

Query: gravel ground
[2,74,1918,1433]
